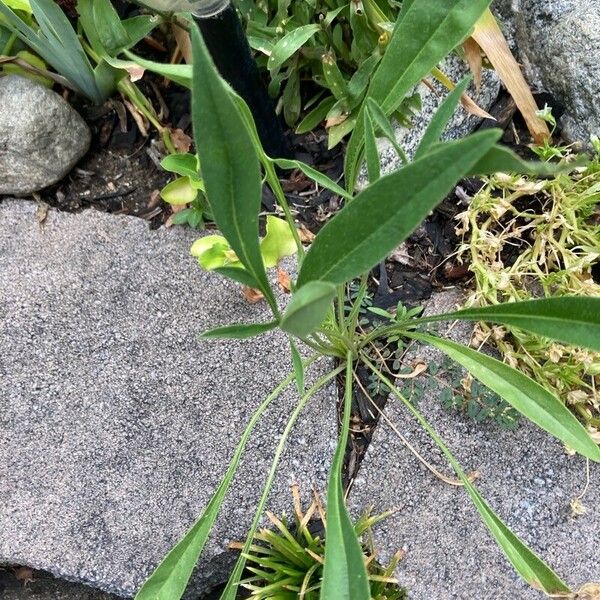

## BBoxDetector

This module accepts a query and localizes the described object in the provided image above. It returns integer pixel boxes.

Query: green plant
[232,487,405,599]
[135,4,600,600]
[456,155,600,430]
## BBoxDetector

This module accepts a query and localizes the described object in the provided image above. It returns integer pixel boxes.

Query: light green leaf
[260,215,297,268]
[160,176,198,205]
[345,0,492,189]
[117,51,192,88]
[121,14,160,49]
[160,154,200,179]
[414,333,600,461]
[267,24,320,72]
[2,0,31,13]
[297,130,500,288]
[271,158,352,200]
[429,297,600,353]
[190,235,239,270]
[363,107,380,182]
[363,356,571,596]
[134,371,297,600]
[321,356,370,600]
[290,339,304,394]
[200,321,278,340]
[191,25,276,312]
[414,76,471,160]
[280,281,336,338]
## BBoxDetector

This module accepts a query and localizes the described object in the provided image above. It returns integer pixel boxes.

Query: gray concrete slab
[350,290,600,600]
[0,200,336,598]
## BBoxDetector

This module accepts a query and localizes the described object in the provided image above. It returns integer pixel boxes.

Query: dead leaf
[125,63,145,82]
[277,269,291,293]
[170,128,193,153]
[35,200,49,226]
[462,37,482,91]
[123,99,149,137]
[298,225,315,243]
[576,583,600,600]
[13,566,34,585]
[388,242,414,266]
[471,9,550,144]
[396,361,427,379]
[172,19,192,64]
[242,286,264,304]
[325,114,348,128]
[460,92,494,120]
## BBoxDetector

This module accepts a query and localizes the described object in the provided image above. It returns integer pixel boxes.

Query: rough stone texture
[0,76,91,196]
[350,290,600,599]
[493,0,600,146]
[358,55,501,188]
[0,200,336,597]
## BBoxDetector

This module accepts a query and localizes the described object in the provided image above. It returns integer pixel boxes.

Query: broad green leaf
[414,333,600,461]
[280,281,336,338]
[290,339,304,394]
[200,321,278,340]
[428,297,600,353]
[321,357,370,600]
[345,0,492,189]
[160,176,198,205]
[363,356,571,596]
[134,370,298,600]
[160,153,200,179]
[297,130,500,288]
[260,215,297,268]
[271,158,352,200]
[267,24,320,72]
[190,235,239,270]
[414,77,471,159]
[191,25,276,311]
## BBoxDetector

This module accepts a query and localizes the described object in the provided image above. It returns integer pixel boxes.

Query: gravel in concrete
[350,290,600,599]
[0,200,336,597]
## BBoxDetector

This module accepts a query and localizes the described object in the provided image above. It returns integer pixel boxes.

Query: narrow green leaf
[272,158,352,200]
[321,356,370,599]
[364,97,406,163]
[297,130,500,288]
[134,371,298,600]
[118,51,192,88]
[290,339,304,394]
[428,297,600,352]
[191,25,276,311]
[267,24,320,72]
[414,77,471,159]
[413,333,600,461]
[345,0,492,189]
[363,107,380,182]
[362,356,571,596]
[280,281,336,338]
[92,0,129,55]
[200,321,278,340]
[296,96,336,134]
[121,14,160,49]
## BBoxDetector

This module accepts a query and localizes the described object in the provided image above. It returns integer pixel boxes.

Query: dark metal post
[195,3,290,158]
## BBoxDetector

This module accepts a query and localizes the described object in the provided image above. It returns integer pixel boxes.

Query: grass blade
[411,333,600,462]
[361,355,571,596]
[321,356,370,599]
[423,297,600,353]
[190,24,276,313]
[297,130,500,288]
[200,321,278,340]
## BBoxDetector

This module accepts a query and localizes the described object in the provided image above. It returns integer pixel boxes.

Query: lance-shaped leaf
[321,357,370,599]
[280,281,336,338]
[267,24,320,72]
[412,334,600,462]
[200,321,278,340]
[344,0,492,189]
[190,25,276,311]
[297,130,500,288]
[424,297,600,353]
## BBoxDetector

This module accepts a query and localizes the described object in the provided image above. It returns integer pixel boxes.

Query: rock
[493,0,600,146]
[358,55,501,187]
[349,290,600,599]
[0,200,336,597]
[0,76,91,196]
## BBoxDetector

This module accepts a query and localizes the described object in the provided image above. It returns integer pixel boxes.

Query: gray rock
[350,290,600,599]
[0,200,336,597]
[0,76,91,196]
[358,55,500,188]
[494,0,600,146]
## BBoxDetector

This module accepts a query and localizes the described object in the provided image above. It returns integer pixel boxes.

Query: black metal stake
[195,3,291,158]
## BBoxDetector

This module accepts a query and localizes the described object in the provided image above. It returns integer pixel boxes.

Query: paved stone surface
[0,76,91,196]
[350,290,600,599]
[0,200,336,597]
[358,55,500,188]
[494,0,600,147]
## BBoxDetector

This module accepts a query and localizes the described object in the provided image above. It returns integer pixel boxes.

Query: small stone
[0,75,91,195]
